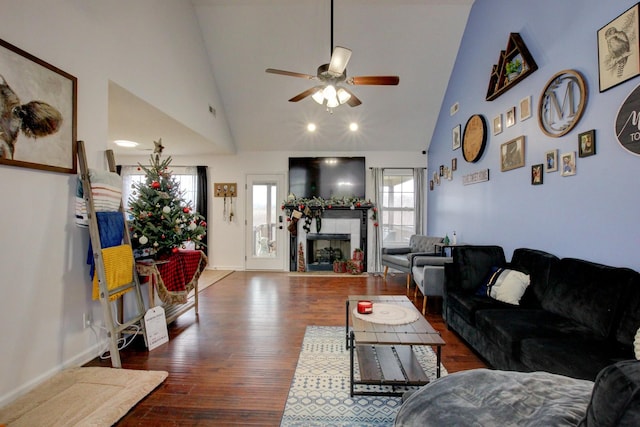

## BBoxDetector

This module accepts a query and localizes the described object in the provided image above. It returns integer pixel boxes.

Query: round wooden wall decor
[538,69,587,137]
[462,114,487,163]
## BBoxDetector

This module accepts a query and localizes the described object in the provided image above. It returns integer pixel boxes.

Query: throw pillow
[635,327,640,360]
[479,267,530,305]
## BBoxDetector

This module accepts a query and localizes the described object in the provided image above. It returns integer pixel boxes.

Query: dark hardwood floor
[84,271,487,426]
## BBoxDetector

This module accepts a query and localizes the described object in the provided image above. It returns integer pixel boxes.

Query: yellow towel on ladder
[92,245,134,301]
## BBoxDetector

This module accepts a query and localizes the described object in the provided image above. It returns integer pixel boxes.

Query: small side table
[434,243,466,257]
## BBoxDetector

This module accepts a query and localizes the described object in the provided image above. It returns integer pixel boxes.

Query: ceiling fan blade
[288,86,323,102]
[348,75,400,85]
[328,46,352,76]
[341,87,362,107]
[266,68,317,80]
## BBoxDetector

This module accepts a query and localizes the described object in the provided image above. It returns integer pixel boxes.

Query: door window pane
[252,183,277,257]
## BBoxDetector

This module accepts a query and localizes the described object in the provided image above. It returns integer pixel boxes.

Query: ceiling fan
[265,0,399,109]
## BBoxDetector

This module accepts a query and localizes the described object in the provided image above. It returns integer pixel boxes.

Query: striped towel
[92,244,134,301]
[75,169,122,227]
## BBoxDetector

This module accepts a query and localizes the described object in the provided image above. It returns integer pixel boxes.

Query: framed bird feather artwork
[598,3,640,93]
[0,38,77,173]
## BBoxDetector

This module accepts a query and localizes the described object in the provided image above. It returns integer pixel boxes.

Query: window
[121,165,198,217]
[381,169,415,246]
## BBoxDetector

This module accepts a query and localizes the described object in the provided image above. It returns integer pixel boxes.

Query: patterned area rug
[280,326,447,426]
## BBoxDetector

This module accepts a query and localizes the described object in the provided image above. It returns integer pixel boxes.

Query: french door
[245,174,286,270]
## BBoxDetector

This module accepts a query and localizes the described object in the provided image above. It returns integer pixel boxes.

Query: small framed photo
[545,149,558,172]
[578,129,596,157]
[506,107,516,127]
[598,3,640,92]
[500,135,525,172]
[560,151,577,176]
[531,164,543,185]
[519,96,532,121]
[493,114,503,135]
[452,157,457,171]
[452,124,461,150]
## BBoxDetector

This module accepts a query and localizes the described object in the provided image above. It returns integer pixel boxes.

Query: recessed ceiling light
[349,122,359,131]
[114,139,139,148]
[307,123,317,132]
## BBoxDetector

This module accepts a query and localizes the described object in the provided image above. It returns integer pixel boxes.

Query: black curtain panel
[196,166,208,255]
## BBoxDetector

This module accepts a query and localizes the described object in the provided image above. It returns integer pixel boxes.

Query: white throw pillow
[634,328,640,360]
[485,268,530,305]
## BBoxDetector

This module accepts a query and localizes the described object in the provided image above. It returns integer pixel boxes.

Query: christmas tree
[128,141,207,258]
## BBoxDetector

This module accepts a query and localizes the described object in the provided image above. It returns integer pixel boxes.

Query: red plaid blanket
[138,250,208,305]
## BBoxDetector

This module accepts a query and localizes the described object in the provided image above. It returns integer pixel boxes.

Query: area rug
[0,367,168,426]
[197,269,234,293]
[280,326,447,426]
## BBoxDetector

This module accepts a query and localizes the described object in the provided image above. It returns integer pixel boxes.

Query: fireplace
[306,233,350,271]
[288,207,368,272]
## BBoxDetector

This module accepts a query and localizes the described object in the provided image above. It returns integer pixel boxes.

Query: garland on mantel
[282,195,379,233]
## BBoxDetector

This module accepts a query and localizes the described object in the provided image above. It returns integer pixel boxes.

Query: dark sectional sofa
[444,245,640,380]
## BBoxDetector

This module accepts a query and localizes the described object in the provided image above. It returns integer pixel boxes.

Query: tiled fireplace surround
[288,208,369,272]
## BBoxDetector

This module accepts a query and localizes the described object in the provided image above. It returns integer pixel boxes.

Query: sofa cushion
[510,248,559,308]
[475,309,599,359]
[381,253,411,270]
[453,245,506,292]
[477,267,530,305]
[447,290,512,326]
[409,235,443,253]
[542,258,630,339]
[579,360,640,426]
[520,337,630,381]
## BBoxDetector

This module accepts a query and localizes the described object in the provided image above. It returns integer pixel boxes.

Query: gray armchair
[412,255,452,314]
[381,235,444,292]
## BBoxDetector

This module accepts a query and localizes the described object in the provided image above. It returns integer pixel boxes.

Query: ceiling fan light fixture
[311,90,325,105]
[336,87,351,104]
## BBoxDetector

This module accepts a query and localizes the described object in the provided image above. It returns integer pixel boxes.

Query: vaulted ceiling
[109,0,474,155]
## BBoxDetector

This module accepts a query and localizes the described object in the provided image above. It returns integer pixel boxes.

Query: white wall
[0,0,232,406]
[428,0,640,271]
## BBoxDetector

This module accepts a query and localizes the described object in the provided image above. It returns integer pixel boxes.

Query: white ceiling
[109,0,474,156]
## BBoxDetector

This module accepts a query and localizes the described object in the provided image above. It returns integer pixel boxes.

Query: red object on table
[357,300,373,314]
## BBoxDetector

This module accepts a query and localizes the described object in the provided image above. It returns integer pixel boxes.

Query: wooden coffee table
[345,295,445,396]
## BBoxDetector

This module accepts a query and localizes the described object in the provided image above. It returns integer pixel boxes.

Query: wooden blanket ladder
[77,140,148,368]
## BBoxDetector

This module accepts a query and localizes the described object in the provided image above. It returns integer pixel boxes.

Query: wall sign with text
[615,82,640,156]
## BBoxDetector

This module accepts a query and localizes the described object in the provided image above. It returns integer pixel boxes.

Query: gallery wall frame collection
[0,38,77,174]
[437,4,639,192]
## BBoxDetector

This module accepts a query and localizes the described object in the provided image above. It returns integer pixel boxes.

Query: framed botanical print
[500,136,525,172]
[598,3,640,92]
[578,129,596,157]
[493,114,503,135]
[560,151,577,176]
[506,106,516,127]
[531,164,543,185]
[519,96,532,121]
[545,149,558,172]
[452,124,461,150]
